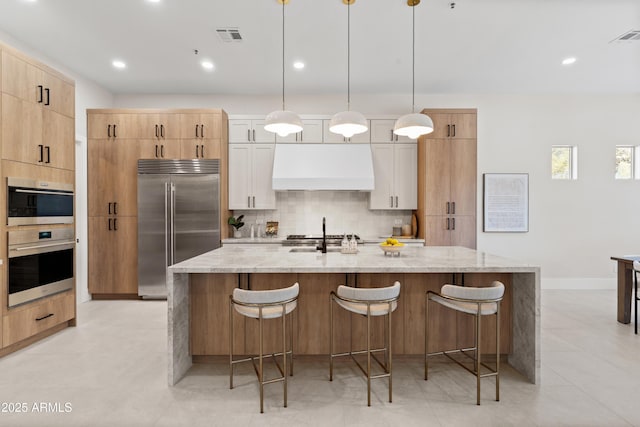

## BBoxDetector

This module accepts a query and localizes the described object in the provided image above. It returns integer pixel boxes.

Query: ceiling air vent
[216,28,243,43]
[610,29,640,43]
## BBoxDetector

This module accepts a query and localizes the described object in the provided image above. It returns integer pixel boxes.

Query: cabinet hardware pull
[247,129,251,141]
[447,124,450,137]
[195,124,199,138]
[300,131,303,142]
[113,218,118,231]
[160,124,165,138]
[195,145,199,158]
[452,217,455,230]
[44,88,50,106]
[37,85,44,103]
[452,124,456,137]
[446,218,450,230]
[113,202,117,215]
[446,202,450,214]
[248,196,251,208]
[452,202,455,214]
[252,196,255,208]
[200,144,204,157]
[395,196,398,208]
[390,196,394,208]
[252,129,255,141]
[155,145,159,158]
[113,125,117,138]
[35,313,54,322]
[45,146,50,163]
[107,124,111,138]
[155,124,159,138]
[108,202,112,215]
[38,144,44,162]
[160,145,164,157]
[108,218,112,230]
[200,124,204,138]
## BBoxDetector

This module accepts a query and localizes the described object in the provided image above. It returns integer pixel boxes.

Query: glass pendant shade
[393,112,434,139]
[264,110,303,137]
[329,110,368,138]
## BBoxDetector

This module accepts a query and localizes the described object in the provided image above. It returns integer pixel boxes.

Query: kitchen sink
[288,247,342,253]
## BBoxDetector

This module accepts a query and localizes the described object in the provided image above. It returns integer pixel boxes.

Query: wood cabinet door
[228,144,251,209]
[42,109,74,170]
[450,113,477,139]
[423,139,451,215]
[179,113,221,140]
[251,144,276,209]
[423,215,451,246]
[450,215,476,249]
[139,139,180,159]
[1,93,42,164]
[369,144,394,209]
[42,71,74,118]
[1,51,41,103]
[449,139,477,216]
[87,113,138,139]
[423,113,452,139]
[180,139,221,159]
[88,217,138,295]
[394,143,418,210]
[88,139,138,216]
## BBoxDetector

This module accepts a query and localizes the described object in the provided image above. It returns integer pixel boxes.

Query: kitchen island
[167,245,540,386]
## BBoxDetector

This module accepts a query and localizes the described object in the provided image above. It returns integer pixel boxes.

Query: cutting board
[411,213,418,238]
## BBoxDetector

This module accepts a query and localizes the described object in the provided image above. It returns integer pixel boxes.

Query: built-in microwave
[7,177,74,226]
[8,227,75,307]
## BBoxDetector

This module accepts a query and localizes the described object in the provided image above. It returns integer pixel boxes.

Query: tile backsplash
[232,191,412,238]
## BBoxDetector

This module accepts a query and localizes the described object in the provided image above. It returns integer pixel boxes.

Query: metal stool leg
[388,306,393,403]
[476,312,481,406]
[259,313,264,414]
[229,297,234,389]
[496,305,501,401]
[283,308,288,408]
[367,305,371,407]
[424,294,429,381]
[329,295,334,381]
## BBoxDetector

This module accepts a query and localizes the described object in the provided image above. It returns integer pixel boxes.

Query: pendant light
[265,0,303,137]
[393,0,433,139]
[329,0,368,139]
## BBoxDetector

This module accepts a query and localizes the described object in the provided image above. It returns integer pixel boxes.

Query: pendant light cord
[347,1,351,111]
[282,1,286,111]
[411,3,415,114]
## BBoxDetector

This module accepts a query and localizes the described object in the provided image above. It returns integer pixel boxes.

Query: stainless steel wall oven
[8,227,75,307]
[7,177,74,226]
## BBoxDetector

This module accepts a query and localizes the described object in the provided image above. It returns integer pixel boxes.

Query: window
[615,145,639,180]
[551,145,577,180]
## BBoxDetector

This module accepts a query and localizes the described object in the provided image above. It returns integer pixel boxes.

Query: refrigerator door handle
[165,182,171,268]
[170,182,176,265]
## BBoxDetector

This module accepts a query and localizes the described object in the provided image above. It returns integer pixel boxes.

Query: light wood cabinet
[2,291,75,347]
[417,109,477,248]
[369,143,417,210]
[228,143,276,210]
[87,109,228,297]
[87,216,138,295]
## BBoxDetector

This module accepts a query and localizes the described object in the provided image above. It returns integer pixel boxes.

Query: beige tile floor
[0,290,638,426]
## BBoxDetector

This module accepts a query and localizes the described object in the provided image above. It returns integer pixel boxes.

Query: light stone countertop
[169,245,538,274]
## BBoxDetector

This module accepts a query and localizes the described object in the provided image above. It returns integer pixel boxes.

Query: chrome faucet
[317,217,327,253]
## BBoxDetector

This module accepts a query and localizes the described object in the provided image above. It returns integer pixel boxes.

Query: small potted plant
[228,215,245,238]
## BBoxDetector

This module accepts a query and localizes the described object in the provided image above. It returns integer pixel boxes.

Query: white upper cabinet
[370,119,414,143]
[228,143,276,210]
[275,119,323,143]
[369,143,417,210]
[229,119,275,143]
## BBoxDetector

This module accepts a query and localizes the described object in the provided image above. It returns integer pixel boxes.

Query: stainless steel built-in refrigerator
[137,159,220,298]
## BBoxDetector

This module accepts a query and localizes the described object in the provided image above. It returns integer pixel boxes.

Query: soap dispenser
[341,233,349,251]
[349,233,358,251]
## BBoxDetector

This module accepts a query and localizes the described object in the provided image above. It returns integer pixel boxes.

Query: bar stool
[634,260,639,334]
[425,281,505,405]
[229,282,299,413]
[329,281,401,406]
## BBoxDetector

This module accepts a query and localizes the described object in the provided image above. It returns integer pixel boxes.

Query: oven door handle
[11,241,76,252]
[14,189,74,196]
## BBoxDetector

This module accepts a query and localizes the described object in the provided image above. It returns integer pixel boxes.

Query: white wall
[1,33,114,303]
[115,92,640,289]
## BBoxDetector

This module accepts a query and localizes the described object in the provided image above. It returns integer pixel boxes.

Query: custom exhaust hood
[272,143,374,191]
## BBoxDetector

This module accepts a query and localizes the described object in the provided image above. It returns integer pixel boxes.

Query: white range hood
[272,143,375,191]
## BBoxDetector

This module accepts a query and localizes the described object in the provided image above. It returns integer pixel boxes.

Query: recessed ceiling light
[201,60,214,71]
[562,57,577,66]
[146,0,161,3]
[112,60,127,69]
[293,61,305,70]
